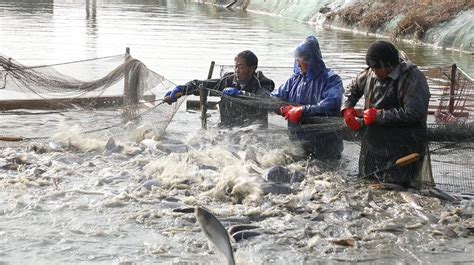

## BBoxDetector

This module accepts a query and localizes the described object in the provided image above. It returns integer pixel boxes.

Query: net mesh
[208,63,474,193]
[422,65,474,192]
[0,53,182,141]
[0,57,472,193]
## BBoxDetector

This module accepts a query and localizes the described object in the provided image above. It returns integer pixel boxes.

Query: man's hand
[280,105,303,124]
[363,108,378,126]
[164,86,184,105]
[222,87,242,97]
[279,105,292,117]
[342,107,362,131]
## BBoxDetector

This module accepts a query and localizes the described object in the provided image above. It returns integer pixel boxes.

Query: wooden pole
[86,0,90,18]
[200,61,215,130]
[124,47,130,102]
[361,152,421,179]
[0,95,155,111]
[1,58,11,89]
[226,0,237,8]
[448,64,457,115]
[122,47,140,122]
[0,136,23,142]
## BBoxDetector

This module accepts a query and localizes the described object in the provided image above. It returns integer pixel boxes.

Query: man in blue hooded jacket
[272,36,344,160]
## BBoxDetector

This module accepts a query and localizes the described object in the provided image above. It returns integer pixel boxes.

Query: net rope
[0,53,182,141]
[207,63,474,192]
[0,57,472,193]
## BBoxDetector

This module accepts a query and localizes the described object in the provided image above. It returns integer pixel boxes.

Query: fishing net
[0,53,182,141]
[204,63,474,193]
[0,55,472,193]
[421,65,474,192]
[427,122,474,192]
[423,64,473,124]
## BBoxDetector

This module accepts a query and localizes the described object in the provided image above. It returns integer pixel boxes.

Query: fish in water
[428,187,458,202]
[260,182,292,195]
[231,230,261,242]
[142,179,160,190]
[228,224,261,242]
[228,224,260,235]
[371,224,405,233]
[195,207,235,265]
[262,166,290,183]
[8,154,30,165]
[104,137,123,154]
[400,192,423,210]
[261,165,305,184]
[368,183,406,191]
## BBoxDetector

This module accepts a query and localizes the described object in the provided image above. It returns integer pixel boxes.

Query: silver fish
[195,207,235,265]
[400,192,439,223]
[372,224,405,233]
[400,192,423,211]
[429,187,458,202]
[231,230,262,242]
[104,137,123,154]
[228,224,260,235]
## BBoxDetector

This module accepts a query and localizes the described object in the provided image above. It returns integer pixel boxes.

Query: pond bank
[200,0,474,53]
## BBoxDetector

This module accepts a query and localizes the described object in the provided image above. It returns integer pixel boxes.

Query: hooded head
[292,36,326,80]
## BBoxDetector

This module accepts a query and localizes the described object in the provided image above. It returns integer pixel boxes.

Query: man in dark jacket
[342,40,431,188]
[164,50,275,127]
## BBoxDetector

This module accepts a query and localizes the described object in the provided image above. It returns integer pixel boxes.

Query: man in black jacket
[342,41,431,188]
[164,50,275,127]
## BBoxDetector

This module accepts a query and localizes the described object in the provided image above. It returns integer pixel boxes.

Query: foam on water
[1,1,473,264]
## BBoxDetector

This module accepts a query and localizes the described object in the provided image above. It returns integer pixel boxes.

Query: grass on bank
[326,0,474,40]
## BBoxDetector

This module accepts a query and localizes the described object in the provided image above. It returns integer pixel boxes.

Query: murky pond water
[0,0,473,264]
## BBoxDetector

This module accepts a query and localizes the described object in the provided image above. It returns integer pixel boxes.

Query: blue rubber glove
[164,86,184,105]
[223,87,242,97]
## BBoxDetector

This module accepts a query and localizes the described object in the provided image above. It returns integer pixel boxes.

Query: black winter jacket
[183,71,275,127]
[344,61,431,185]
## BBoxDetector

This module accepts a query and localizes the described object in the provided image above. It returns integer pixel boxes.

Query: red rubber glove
[342,107,361,131]
[283,106,303,124]
[279,105,292,117]
[363,108,378,126]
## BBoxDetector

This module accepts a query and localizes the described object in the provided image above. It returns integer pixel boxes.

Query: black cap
[366,41,400,69]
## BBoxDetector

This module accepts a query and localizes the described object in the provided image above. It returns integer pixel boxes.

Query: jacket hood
[292,36,326,80]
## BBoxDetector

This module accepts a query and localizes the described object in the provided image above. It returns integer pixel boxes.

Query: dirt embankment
[326,0,473,41]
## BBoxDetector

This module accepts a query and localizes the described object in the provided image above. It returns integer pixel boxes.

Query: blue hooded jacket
[272,36,344,160]
[272,36,343,117]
